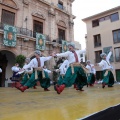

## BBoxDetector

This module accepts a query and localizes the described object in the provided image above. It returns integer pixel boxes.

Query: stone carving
[32,11,46,20]
[23,0,29,5]
[57,20,66,28]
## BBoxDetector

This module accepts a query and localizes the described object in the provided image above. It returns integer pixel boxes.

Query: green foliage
[15,55,26,68]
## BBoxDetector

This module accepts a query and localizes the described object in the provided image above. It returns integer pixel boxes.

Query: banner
[62,40,68,53]
[36,33,46,50]
[3,24,17,47]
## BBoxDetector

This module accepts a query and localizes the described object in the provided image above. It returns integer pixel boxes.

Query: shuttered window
[58,28,65,40]
[1,9,15,26]
[33,20,43,34]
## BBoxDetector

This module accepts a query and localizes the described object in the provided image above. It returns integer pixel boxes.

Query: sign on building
[62,40,68,53]
[36,33,46,50]
[3,24,17,47]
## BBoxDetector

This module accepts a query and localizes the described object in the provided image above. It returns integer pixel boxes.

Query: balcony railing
[52,38,63,44]
[94,43,101,47]
[57,4,65,10]
[0,22,50,41]
[0,23,4,30]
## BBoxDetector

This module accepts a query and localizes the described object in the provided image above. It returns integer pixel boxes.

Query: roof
[82,6,120,22]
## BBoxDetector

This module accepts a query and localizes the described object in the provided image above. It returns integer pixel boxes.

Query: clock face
[39,39,43,46]
[8,32,13,40]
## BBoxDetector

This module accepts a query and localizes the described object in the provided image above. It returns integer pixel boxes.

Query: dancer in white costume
[86,60,96,86]
[96,48,114,88]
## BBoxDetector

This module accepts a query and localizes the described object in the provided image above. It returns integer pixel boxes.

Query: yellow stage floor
[0,84,120,120]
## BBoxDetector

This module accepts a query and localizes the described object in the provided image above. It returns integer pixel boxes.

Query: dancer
[11,63,21,87]
[96,48,114,88]
[86,60,96,86]
[54,43,87,94]
[18,50,53,92]
[16,58,35,89]
[57,59,69,85]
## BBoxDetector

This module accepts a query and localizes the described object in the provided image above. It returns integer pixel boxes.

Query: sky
[72,0,120,49]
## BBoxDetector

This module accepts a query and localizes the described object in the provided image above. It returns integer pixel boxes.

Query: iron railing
[0,22,50,41]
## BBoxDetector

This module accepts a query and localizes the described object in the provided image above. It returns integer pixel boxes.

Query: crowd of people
[3,43,114,94]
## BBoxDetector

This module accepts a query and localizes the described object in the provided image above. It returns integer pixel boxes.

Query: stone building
[0,0,75,87]
[82,6,120,81]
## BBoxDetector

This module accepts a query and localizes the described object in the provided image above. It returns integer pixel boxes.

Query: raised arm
[78,49,86,55]
[43,56,52,62]
[56,51,69,58]
[23,59,34,70]
[106,51,112,60]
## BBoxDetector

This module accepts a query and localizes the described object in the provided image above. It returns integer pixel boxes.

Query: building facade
[82,6,120,81]
[0,0,75,87]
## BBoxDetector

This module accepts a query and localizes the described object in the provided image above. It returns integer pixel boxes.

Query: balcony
[0,22,50,41]
[57,4,65,10]
[94,43,101,47]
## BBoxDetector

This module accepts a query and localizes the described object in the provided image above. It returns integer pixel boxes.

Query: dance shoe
[55,84,65,94]
[19,86,28,92]
[44,88,50,91]
[102,83,105,88]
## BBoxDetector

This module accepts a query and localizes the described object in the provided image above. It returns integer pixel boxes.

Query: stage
[0,84,120,120]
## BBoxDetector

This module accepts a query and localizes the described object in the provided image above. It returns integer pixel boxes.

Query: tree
[15,55,26,68]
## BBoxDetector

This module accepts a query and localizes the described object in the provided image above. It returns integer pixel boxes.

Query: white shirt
[0,68,2,73]
[11,66,21,72]
[98,51,112,70]
[23,56,52,70]
[56,49,86,64]
[86,64,96,74]
[44,68,51,74]
[59,60,69,75]
[18,64,33,74]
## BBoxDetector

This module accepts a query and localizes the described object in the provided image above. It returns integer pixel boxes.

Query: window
[80,54,83,57]
[99,17,105,22]
[105,16,110,20]
[94,34,101,47]
[114,47,120,62]
[33,20,43,37]
[58,28,65,44]
[92,19,99,27]
[95,50,102,63]
[58,1,64,10]
[113,29,120,43]
[110,13,119,22]
[58,29,65,40]
[1,9,15,26]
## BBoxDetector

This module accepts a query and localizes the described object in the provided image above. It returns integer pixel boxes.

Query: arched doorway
[0,50,16,87]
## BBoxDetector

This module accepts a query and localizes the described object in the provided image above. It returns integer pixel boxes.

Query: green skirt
[24,71,50,89]
[21,73,31,86]
[103,70,114,86]
[57,75,65,85]
[87,73,95,84]
[57,66,87,88]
